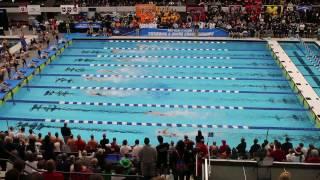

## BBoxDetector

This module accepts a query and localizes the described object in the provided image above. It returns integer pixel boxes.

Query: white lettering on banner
[148,31,214,37]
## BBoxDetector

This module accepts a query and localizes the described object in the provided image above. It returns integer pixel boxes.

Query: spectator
[195,130,204,144]
[42,160,64,180]
[41,135,54,160]
[120,139,132,156]
[99,133,108,148]
[86,135,98,153]
[170,140,190,180]
[271,143,285,162]
[71,160,92,180]
[209,141,218,158]
[110,137,120,153]
[61,122,71,143]
[156,135,169,175]
[132,139,143,160]
[236,138,247,159]
[5,168,20,180]
[219,140,231,159]
[25,151,38,173]
[305,149,320,163]
[53,132,64,153]
[75,135,86,152]
[138,137,157,180]
[281,137,293,155]
[249,139,261,158]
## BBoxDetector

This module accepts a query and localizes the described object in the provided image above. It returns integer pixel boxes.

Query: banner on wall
[19,6,27,13]
[135,4,156,23]
[27,5,41,15]
[186,5,206,22]
[263,5,283,17]
[134,28,229,37]
[60,5,79,14]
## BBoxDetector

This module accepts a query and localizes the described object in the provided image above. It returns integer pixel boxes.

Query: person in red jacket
[270,143,285,162]
[75,135,86,152]
[42,160,64,180]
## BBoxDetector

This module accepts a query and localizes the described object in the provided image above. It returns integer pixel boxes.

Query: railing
[203,158,320,180]
[1,148,144,179]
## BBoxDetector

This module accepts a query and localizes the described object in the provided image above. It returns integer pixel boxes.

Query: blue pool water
[280,42,320,96]
[1,39,320,147]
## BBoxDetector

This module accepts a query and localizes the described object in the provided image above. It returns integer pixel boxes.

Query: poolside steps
[267,40,320,126]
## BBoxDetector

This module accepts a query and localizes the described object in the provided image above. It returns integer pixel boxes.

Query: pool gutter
[267,40,320,127]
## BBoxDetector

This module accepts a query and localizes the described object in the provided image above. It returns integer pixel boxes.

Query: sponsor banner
[27,5,41,15]
[135,28,229,37]
[296,5,312,12]
[19,6,27,13]
[263,5,283,17]
[60,5,79,14]
[135,4,156,23]
[74,22,101,29]
[186,5,206,22]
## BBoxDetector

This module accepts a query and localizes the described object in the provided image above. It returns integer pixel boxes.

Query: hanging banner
[296,5,312,13]
[60,5,79,14]
[135,4,156,24]
[27,5,41,15]
[186,5,206,22]
[263,5,283,17]
[19,6,27,13]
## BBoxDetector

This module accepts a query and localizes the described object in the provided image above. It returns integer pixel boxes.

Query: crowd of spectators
[0,124,319,180]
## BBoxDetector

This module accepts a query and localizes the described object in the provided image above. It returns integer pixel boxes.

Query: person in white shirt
[120,139,132,156]
[132,139,143,160]
[298,143,308,157]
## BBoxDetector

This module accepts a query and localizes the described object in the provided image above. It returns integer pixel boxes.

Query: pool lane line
[47,63,280,70]
[76,47,230,51]
[22,85,296,95]
[75,40,228,44]
[61,54,273,60]
[39,73,287,82]
[70,47,269,52]
[6,99,307,111]
[1,116,318,131]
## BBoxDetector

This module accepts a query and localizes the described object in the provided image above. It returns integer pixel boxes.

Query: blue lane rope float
[0,116,319,131]
[22,85,296,95]
[47,63,279,70]
[38,73,287,81]
[6,99,307,111]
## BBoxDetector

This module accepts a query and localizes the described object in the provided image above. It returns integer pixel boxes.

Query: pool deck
[315,40,320,47]
[267,40,320,126]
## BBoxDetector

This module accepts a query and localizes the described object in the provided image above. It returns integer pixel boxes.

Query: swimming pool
[0,39,319,147]
[280,42,320,96]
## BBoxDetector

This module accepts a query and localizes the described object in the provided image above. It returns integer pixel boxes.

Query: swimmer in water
[145,110,197,117]
[111,49,121,54]
[158,128,177,137]
[97,69,118,74]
